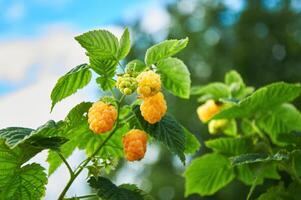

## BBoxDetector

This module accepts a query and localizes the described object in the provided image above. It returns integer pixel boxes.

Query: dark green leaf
[50,64,92,110]
[184,153,235,196]
[88,176,153,200]
[133,105,186,163]
[0,127,33,148]
[156,57,191,99]
[145,38,188,65]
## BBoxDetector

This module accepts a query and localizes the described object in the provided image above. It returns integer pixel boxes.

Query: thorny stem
[118,61,125,73]
[76,194,97,199]
[252,121,273,154]
[57,95,126,200]
[246,176,258,200]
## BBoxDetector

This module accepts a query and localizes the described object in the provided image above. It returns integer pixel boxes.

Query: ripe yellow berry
[123,129,148,161]
[197,100,221,123]
[140,92,167,124]
[208,119,229,134]
[136,70,161,98]
[88,101,117,134]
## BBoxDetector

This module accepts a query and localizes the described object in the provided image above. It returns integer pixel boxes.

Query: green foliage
[50,64,92,110]
[191,82,230,100]
[205,137,252,156]
[0,140,48,200]
[184,153,235,196]
[133,105,186,163]
[183,127,201,155]
[88,176,153,200]
[118,28,131,60]
[156,57,191,98]
[125,59,146,75]
[96,76,116,91]
[214,82,301,119]
[145,38,188,66]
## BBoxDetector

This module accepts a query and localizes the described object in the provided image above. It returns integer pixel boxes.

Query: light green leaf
[50,64,92,110]
[75,30,119,60]
[225,70,245,86]
[191,82,230,100]
[118,28,131,59]
[205,137,252,156]
[125,59,146,75]
[156,57,191,99]
[257,103,301,145]
[230,151,289,166]
[96,76,116,91]
[257,183,292,200]
[89,57,118,77]
[133,105,186,163]
[183,127,201,155]
[184,153,235,196]
[145,38,188,65]
[214,82,301,119]
[88,176,153,200]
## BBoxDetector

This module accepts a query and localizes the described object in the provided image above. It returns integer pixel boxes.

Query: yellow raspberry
[197,100,221,123]
[88,101,117,134]
[140,92,167,124]
[208,119,229,134]
[136,70,161,98]
[123,129,148,161]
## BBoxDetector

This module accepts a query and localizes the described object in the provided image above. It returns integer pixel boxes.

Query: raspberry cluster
[122,129,148,161]
[116,74,138,95]
[136,71,161,98]
[88,101,117,134]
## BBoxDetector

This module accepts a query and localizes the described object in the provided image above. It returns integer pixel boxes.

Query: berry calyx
[88,101,117,134]
[123,129,148,161]
[136,70,161,98]
[197,100,221,123]
[116,74,138,95]
[140,92,167,124]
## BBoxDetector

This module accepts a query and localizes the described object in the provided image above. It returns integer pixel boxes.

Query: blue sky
[0,0,155,38]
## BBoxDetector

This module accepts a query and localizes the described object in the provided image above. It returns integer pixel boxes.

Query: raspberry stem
[57,95,126,200]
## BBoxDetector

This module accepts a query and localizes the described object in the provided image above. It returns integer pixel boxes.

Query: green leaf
[0,141,47,200]
[65,102,92,126]
[145,38,188,65]
[225,70,245,86]
[205,137,252,156]
[89,57,118,77]
[0,120,66,149]
[183,127,201,155]
[118,28,131,59]
[75,30,119,60]
[230,151,289,166]
[257,103,301,145]
[257,183,292,200]
[0,127,33,148]
[88,176,153,200]
[156,57,191,99]
[214,82,301,119]
[133,105,186,163]
[190,82,230,100]
[50,64,92,110]
[125,59,146,75]
[184,153,235,196]
[96,76,116,91]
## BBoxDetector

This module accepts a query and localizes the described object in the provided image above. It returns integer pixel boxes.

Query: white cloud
[5,2,26,22]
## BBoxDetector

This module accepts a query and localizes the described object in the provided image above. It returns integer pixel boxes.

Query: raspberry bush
[0,28,196,200]
[185,70,301,199]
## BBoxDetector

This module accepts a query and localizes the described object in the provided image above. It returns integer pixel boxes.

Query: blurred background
[1,0,301,199]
